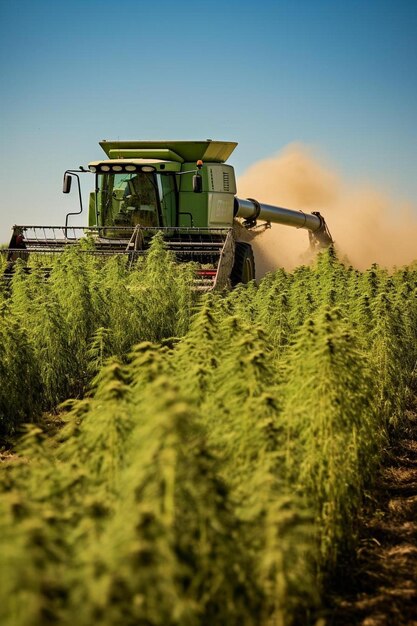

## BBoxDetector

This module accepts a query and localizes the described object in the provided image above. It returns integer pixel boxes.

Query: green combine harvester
[5,140,332,289]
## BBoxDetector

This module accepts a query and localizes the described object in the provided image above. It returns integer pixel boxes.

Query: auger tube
[233,197,333,247]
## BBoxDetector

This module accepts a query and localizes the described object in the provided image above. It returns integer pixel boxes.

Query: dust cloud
[236,144,417,275]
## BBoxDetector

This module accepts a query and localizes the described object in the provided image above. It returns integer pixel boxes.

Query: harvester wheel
[231,242,255,286]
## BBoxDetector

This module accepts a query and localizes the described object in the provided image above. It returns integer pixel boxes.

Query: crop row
[1,241,416,625]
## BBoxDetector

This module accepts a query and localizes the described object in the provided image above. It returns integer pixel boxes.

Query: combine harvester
[5,140,332,289]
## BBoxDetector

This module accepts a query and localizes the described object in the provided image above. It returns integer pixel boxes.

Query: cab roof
[99,140,238,163]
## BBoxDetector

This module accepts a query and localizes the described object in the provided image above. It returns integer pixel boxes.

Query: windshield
[96,171,177,230]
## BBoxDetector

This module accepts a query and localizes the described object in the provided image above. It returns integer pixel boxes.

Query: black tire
[230,242,255,286]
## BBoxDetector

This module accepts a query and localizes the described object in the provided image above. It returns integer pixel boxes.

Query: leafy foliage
[1,245,416,625]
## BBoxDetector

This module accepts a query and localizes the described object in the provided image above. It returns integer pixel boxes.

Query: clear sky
[1,0,416,242]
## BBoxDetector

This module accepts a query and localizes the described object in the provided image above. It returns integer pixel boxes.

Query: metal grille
[210,169,214,190]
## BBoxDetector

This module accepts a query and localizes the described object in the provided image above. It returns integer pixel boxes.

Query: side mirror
[193,173,203,193]
[63,173,72,194]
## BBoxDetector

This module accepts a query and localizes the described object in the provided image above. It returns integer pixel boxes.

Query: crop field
[0,235,416,626]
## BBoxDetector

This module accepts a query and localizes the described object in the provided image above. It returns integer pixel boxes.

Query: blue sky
[1,0,416,242]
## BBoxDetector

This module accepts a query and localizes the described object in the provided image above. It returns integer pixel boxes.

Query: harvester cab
[87,140,239,232]
[5,140,333,289]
